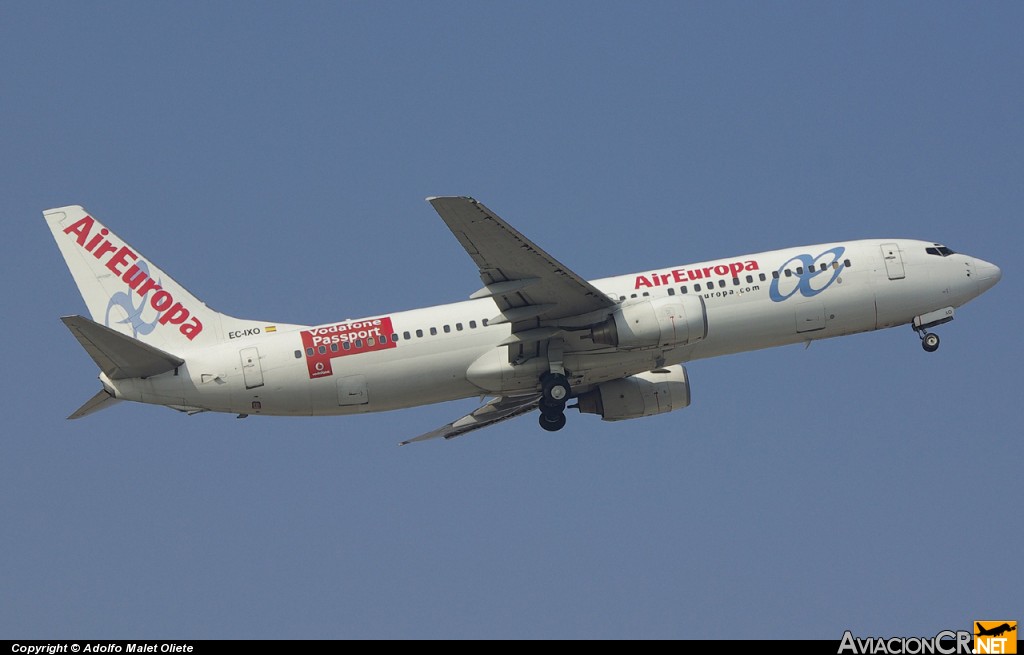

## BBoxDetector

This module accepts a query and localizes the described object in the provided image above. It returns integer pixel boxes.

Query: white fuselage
[101,238,999,417]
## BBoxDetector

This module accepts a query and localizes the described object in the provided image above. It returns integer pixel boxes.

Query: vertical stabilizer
[44,206,230,352]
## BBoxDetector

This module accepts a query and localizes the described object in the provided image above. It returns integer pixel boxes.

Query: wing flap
[399,394,541,445]
[62,315,184,379]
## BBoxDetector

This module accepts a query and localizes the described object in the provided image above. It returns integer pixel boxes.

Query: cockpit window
[926,245,956,257]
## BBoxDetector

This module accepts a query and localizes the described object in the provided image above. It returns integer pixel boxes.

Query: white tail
[44,205,254,353]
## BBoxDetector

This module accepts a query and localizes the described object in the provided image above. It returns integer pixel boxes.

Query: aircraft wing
[428,197,617,322]
[399,394,541,445]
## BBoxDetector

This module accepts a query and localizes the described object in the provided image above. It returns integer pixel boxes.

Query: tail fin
[45,206,235,352]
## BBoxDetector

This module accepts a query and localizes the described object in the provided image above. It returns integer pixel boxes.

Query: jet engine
[575,365,691,421]
[590,296,706,349]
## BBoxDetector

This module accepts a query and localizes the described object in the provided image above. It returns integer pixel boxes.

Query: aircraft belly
[567,351,668,388]
[306,347,483,414]
[873,266,947,329]
[121,371,187,407]
[817,275,875,336]
[686,301,794,359]
[467,346,670,394]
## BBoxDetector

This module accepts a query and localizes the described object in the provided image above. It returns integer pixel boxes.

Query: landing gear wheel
[540,401,564,418]
[542,373,571,405]
[539,411,567,432]
[922,332,940,353]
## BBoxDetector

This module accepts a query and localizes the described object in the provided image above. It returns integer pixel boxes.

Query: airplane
[976,622,1016,638]
[43,197,1002,444]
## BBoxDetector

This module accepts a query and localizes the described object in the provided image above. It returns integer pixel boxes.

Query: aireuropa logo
[975,621,1016,654]
[769,246,847,303]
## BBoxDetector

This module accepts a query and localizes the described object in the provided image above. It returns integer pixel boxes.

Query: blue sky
[1,2,1020,639]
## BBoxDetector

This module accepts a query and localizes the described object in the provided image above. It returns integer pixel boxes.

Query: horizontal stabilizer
[68,388,122,419]
[61,315,184,379]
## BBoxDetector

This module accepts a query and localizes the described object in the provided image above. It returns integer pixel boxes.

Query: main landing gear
[538,373,571,432]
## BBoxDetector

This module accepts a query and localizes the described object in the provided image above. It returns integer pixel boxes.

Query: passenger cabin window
[294,350,302,359]
[482,319,489,326]
[772,271,780,279]
[746,275,753,283]
[681,286,688,294]
[732,277,740,286]
[330,343,339,352]
[469,321,477,329]
[456,323,463,331]
[443,325,451,333]
[667,287,675,296]
[844,259,852,267]
[403,331,411,340]
[343,342,351,350]
[759,273,766,281]
[694,283,702,292]
[430,327,437,336]
[416,329,423,338]
[305,347,314,357]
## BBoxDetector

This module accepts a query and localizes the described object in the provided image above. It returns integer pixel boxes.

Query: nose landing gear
[913,307,950,352]
[917,330,940,353]
[912,306,954,353]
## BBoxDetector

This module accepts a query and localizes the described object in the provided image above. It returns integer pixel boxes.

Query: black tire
[540,401,564,418]
[539,411,567,432]
[542,374,571,406]
[922,333,940,352]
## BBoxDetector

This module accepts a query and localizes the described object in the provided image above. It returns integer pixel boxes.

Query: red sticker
[300,317,397,378]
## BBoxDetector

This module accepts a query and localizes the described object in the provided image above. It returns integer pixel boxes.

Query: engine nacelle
[590,296,706,349]
[575,365,691,421]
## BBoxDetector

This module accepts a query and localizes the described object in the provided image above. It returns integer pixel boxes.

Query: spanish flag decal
[265,326,277,333]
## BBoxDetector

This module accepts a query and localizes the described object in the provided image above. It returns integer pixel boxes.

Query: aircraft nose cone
[975,259,1002,293]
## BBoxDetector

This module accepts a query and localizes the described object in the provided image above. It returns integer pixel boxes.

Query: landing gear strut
[538,372,571,432]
